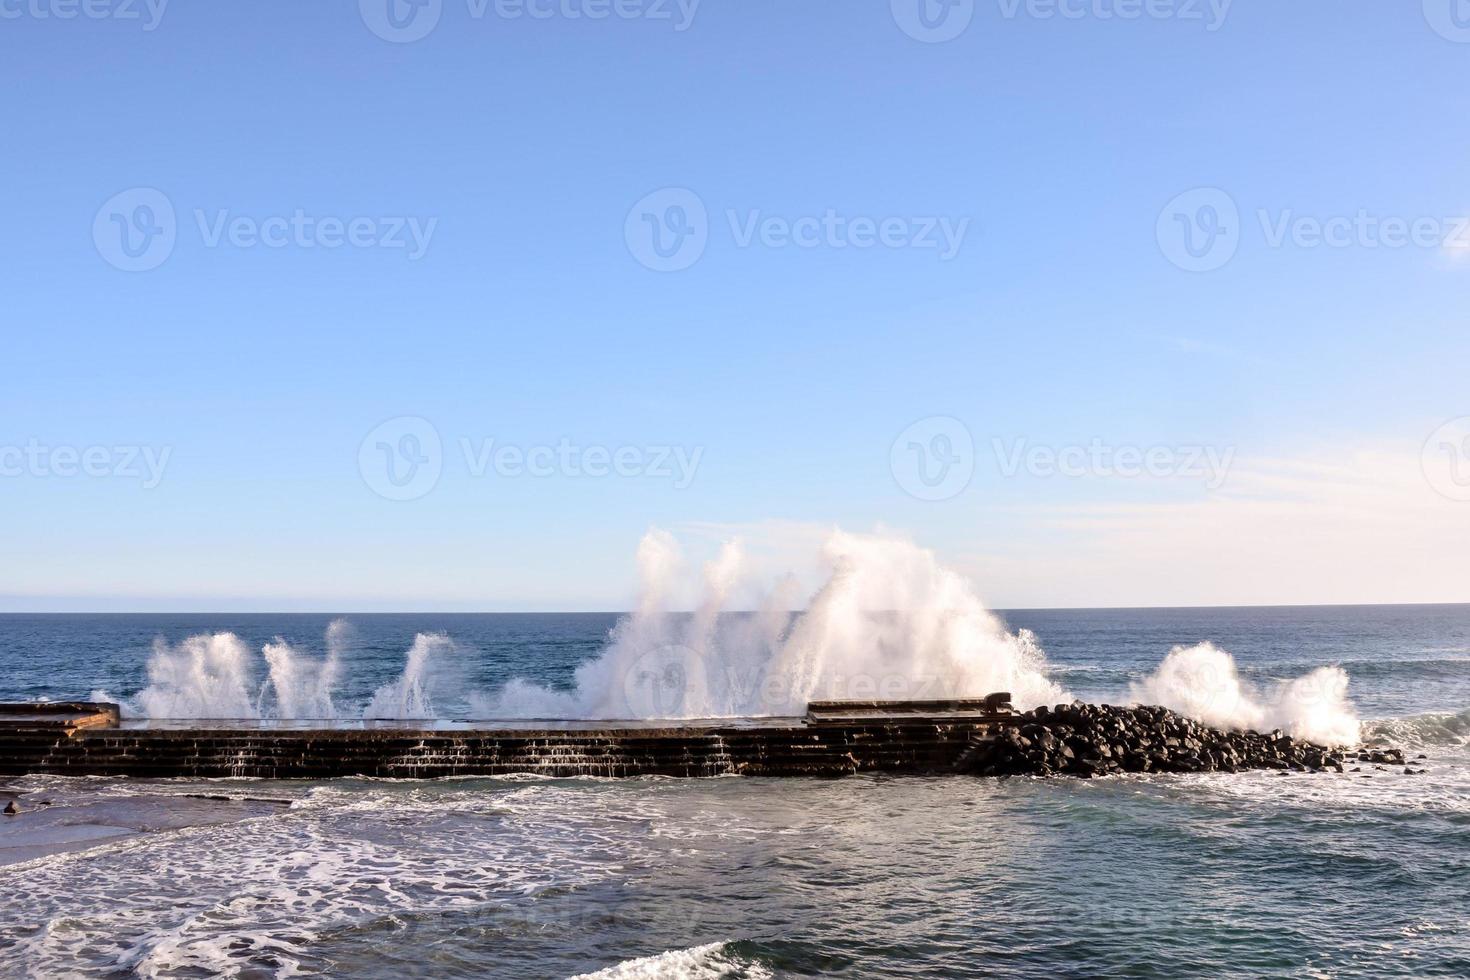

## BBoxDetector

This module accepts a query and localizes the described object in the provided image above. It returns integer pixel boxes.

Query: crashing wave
[96,529,1363,745]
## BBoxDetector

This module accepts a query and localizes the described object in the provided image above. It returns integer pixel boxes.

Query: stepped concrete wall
[0,705,1000,779]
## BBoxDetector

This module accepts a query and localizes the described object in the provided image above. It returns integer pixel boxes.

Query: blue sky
[3,0,1469,610]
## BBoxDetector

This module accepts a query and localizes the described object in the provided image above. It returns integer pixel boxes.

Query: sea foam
[566,941,773,980]
[1129,642,1360,745]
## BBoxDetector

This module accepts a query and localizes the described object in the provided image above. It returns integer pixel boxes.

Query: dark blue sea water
[2,607,1468,978]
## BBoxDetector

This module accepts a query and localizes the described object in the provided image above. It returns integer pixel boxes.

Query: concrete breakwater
[0,700,1000,780]
[0,698,1401,781]
[0,722,978,780]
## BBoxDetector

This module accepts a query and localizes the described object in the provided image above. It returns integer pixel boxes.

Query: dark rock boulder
[959,701,1387,780]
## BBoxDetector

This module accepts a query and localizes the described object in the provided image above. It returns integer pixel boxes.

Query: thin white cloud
[958,445,1470,608]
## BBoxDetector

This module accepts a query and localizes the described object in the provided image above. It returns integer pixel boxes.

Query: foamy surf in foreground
[566,941,773,980]
[98,528,1361,743]
[4,742,1467,978]
[12,605,1470,978]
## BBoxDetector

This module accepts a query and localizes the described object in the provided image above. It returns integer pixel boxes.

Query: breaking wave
[99,620,465,722]
[1130,642,1360,745]
[1362,706,1470,749]
[96,528,1364,743]
[481,529,1065,719]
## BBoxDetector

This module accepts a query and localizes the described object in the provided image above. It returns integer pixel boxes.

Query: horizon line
[2,600,1468,615]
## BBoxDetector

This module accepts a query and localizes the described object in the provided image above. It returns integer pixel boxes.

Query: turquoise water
[1,607,1468,977]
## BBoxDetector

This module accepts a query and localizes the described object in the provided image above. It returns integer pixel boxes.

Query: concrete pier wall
[0,703,1002,779]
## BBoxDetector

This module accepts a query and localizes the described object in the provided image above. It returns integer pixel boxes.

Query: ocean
[2,605,1468,977]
